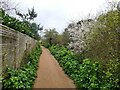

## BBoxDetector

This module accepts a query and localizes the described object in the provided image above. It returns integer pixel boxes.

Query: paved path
[33,47,75,88]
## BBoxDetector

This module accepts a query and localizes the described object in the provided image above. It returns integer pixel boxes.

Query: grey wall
[0,24,36,74]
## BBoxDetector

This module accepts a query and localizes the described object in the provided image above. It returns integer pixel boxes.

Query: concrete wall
[0,24,36,74]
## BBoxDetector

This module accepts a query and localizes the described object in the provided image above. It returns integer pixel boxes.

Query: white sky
[10,0,120,33]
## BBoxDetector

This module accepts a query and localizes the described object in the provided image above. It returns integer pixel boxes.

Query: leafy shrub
[49,45,79,75]
[2,43,42,89]
[49,45,120,89]
[71,59,100,89]
[0,8,39,40]
[99,59,120,89]
[42,41,51,48]
[85,10,120,63]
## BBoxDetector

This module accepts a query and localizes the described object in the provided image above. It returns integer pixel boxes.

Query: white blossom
[67,19,95,53]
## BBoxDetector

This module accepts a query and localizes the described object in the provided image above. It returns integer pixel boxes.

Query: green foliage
[0,76,2,83]
[72,59,100,89]
[42,41,51,48]
[49,45,79,76]
[62,29,70,46]
[0,8,41,40]
[49,45,120,89]
[85,10,120,63]
[2,43,42,89]
[82,10,120,89]
[99,59,120,89]
[44,28,58,45]
[43,28,70,46]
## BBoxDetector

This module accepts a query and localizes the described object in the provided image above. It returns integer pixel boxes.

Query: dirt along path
[33,46,76,88]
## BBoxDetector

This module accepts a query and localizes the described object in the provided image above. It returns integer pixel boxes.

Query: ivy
[2,43,42,89]
[49,45,120,90]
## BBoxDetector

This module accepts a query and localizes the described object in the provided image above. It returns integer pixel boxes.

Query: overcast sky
[10,0,119,33]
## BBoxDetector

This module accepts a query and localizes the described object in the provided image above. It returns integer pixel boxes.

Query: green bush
[49,45,120,89]
[0,8,39,39]
[85,10,120,63]
[42,41,51,48]
[71,59,101,89]
[99,59,120,89]
[2,43,42,89]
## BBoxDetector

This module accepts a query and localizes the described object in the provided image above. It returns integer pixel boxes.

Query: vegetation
[43,6,120,90]
[2,43,42,89]
[85,10,120,62]
[83,10,120,84]
[42,28,70,47]
[1,2,43,89]
[0,8,43,40]
[1,1,120,89]
[49,45,120,89]
[43,28,59,46]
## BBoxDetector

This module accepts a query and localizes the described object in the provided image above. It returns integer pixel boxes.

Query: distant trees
[44,28,58,45]
[62,28,70,46]
[43,28,70,46]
